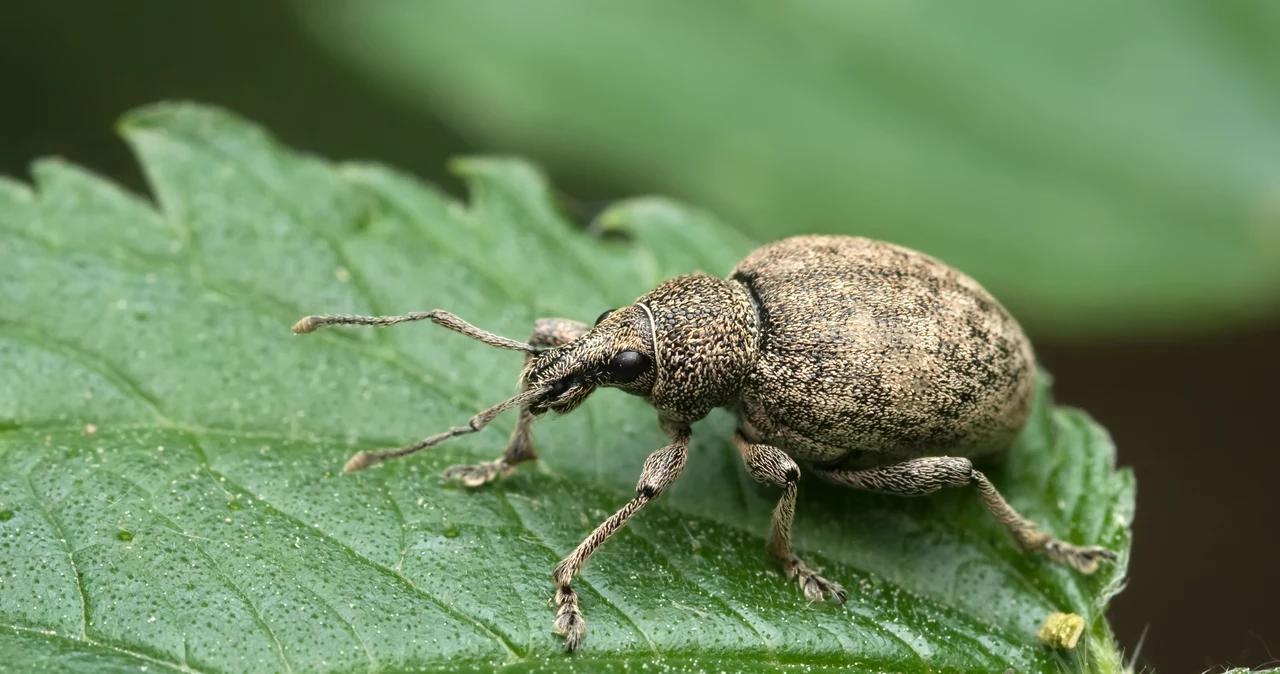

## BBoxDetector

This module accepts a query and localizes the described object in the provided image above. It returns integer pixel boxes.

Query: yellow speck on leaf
[1038,612,1085,650]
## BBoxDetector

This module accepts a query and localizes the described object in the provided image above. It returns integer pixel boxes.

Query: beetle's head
[522,306,657,415]
[524,274,761,422]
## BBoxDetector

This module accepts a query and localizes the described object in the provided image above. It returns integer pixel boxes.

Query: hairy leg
[552,423,691,652]
[812,456,1115,573]
[443,318,590,486]
[734,433,846,602]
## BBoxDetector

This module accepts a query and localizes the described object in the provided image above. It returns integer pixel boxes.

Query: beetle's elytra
[293,234,1115,652]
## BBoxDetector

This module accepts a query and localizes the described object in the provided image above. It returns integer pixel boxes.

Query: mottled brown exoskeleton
[292,235,1115,652]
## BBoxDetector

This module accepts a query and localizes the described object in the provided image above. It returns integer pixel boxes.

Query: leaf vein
[626,521,778,660]
[382,470,409,576]
[187,438,521,662]
[0,224,487,431]
[293,581,379,672]
[494,489,660,657]
[337,170,540,312]
[3,624,207,674]
[147,124,392,332]
[23,473,90,641]
[0,320,171,425]
[162,513,297,674]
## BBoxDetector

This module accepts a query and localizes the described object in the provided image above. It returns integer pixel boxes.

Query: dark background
[3,4,1277,671]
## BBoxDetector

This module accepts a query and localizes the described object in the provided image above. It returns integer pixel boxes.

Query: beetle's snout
[522,351,600,416]
[533,377,595,415]
[520,305,657,415]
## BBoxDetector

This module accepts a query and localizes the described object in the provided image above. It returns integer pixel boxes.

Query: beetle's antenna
[292,310,538,353]
[343,386,547,472]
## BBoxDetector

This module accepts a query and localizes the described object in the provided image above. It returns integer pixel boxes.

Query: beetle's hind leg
[442,318,591,487]
[812,456,1116,574]
[734,433,847,602]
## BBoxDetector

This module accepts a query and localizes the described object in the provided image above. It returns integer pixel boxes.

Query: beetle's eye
[594,309,615,326]
[608,350,650,384]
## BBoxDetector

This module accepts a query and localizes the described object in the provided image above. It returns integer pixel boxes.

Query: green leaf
[0,103,1132,673]
[298,0,1280,337]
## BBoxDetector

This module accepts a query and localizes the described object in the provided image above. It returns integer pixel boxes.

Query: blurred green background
[2,1,1277,670]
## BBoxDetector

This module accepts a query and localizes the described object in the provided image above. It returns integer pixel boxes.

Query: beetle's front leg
[442,318,590,487]
[734,433,847,603]
[812,456,1116,574]
[552,424,691,652]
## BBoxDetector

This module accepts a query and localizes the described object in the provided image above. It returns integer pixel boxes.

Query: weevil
[292,235,1115,652]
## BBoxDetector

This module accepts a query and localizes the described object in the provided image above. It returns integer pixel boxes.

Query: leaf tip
[598,196,707,232]
[115,101,264,148]
[448,155,558,212]
[116,100,197,135]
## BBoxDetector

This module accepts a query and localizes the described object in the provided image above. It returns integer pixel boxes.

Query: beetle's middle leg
[811,457,1116,574]
[734,432,847,602]
[442,318,590,487]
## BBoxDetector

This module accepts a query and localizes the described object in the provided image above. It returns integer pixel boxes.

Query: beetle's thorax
[640,274,760,423]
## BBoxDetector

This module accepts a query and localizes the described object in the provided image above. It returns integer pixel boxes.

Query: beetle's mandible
[292,235,1115,652]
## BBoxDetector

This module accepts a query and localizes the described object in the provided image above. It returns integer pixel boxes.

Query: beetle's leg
[442,318,590,487]
[812,457,1116,574]
[734,432,846,603]
[552,423,691,652]
[439,406,540,487]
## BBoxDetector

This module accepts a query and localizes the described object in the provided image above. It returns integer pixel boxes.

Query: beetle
[292,234,1115,652]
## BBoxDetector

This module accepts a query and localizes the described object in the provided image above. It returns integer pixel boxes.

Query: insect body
[293,235,1115,652]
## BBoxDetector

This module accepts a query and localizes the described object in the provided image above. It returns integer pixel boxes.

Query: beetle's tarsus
[1044,541,1116,575]
[554,584,586,652]
[786,556,846,603]
[441,460,510,488]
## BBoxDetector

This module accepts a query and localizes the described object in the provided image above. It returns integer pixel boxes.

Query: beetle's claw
[441,460,509,488]
[1045,541,1116,575]
[554,609,586,652]
[800,573,847,603]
